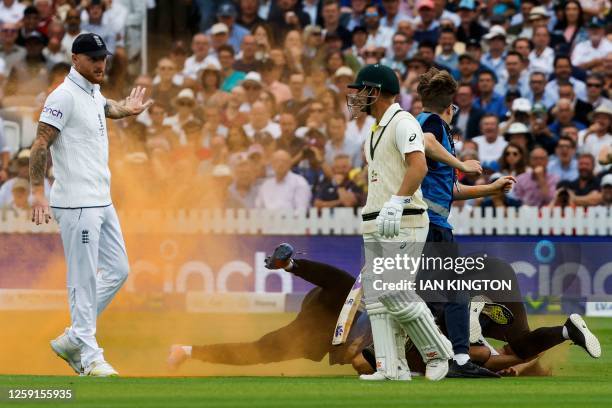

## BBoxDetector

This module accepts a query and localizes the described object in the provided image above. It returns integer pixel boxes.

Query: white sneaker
[84,361,119,377]
[425,358,449,381]
[566,314,601,358]
[359,368,412,381]
[50,329,82,375]
[167,345,188,370]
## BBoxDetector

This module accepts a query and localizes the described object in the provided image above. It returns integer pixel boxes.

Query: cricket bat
[332,275,363,345]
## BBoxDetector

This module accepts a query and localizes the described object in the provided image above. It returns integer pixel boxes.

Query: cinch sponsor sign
[42,106,63,118]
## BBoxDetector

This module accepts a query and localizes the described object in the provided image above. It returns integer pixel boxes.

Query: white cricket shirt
[39,67,111,208]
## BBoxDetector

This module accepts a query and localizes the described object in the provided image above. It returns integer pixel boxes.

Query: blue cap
[588,16,605,29]
[217,2,237,18]
[458,0,476,11]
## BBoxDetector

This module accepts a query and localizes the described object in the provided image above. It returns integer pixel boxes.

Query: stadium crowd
[0,0,611,213]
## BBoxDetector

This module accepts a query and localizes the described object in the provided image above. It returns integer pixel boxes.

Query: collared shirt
[571,38,612,67]
[495,70,530,97]
[325,138,363,168]
[525,89,558,110]
[39,67,110,208]
[474,92,508,118]
[255,171,312,210]
[529,47,555,76]
[514,170,559,206]
[216,24,250,53]
[547,156,578,182]
[436,52,459,71]
[546,77,588,102]
[365,26,394,50]
[302,0,319,26]
[0,1,25,24]
[481,52,506,73]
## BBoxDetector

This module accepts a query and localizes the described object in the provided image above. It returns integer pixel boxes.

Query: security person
[346,64,453,382]
[415,67,515,378]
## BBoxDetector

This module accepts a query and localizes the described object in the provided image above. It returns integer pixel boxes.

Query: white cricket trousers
[52,204,129,368]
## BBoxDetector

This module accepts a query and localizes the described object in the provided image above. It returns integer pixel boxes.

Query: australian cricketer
[345,64,453,381]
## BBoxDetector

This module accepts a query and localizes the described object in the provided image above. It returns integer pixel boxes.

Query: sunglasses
[505,150,520,157]
[178,101,194,107]
[557,144,573,149]
[587,82,603,88]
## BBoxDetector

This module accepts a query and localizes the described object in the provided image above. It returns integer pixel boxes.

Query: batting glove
[376,195,411,238]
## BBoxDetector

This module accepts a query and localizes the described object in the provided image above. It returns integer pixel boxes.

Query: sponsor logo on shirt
[42,106,63,119]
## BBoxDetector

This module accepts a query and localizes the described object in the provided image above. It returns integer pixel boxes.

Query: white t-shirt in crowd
[243,121,281,139]
[472,134,508,167]
[0,1,25,24]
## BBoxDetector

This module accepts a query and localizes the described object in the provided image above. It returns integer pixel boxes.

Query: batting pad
[366,302,403,379]
[380,293,453,363]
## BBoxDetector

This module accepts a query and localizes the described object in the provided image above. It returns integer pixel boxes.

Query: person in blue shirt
[474,70,508,118]
[415,68,516,378]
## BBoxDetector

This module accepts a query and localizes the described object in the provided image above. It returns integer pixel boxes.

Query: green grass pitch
[1,316,611,408]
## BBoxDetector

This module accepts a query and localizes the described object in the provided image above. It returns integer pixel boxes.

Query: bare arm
[572,190,603,207]
[30,122,59,224]
[104,86,153,119]
[423,132,482,174]
[453,176,516,201]
[396,151,428,196]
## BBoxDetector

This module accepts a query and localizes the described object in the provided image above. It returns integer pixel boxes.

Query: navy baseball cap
[587,17,605,29]
[217,2,237,17]
[72,33,112,57]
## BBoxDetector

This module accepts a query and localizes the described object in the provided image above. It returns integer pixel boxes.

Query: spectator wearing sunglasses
[0,22,26,75]
[585,73,611,109]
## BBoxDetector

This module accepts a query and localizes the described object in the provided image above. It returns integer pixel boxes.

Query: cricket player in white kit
[346,64,453,381]
[30,33,153,377]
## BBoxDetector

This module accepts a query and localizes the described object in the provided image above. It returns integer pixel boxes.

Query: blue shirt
[474,92,507,118]
[547,156,578,182]
[417,112,455,230]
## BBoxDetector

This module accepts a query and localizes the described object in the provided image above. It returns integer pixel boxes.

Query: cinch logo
[42,106,63,118]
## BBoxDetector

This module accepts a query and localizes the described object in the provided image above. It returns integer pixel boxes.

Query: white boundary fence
[1,206,611,236]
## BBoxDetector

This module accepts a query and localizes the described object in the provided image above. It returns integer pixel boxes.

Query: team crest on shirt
[370,169,379,183]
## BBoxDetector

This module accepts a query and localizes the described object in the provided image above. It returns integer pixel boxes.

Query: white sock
[453,353,470,365]
[562,326,569,340]
[181,346,192,357]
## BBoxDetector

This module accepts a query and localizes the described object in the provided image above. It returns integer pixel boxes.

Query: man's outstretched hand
[124,86,154,115]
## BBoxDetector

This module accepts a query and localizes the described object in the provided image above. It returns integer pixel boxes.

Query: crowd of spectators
[0,0,611,214]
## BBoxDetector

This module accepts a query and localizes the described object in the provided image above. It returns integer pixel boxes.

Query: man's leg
[55,208,105,369]
[96,205,129,315]
[360,232,410,381]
